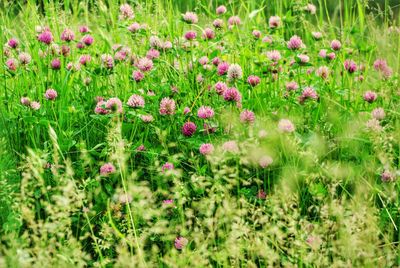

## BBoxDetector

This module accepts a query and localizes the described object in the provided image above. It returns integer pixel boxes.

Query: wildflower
[227,64,243,80]
[216,5,227,15]
[21,97,30,106]
[136,57,153,72]
[269,16,281,28]
[247,75,260,87]
[257,190,267,199]
[381,170,395,182]
[50,58,61,70]
[30,101,41,110]
[327,52,336,60]
[76,42,85,49]
[278,119,295,133]
[127,94,145,108]
[319,49,327,58]
[18,52,32,65]
[100,54,114,69]
[79,25,89,33]
[262,36,273,43]
[297,54,310,63]
[213,19,224,28]
[266,50,281,61]
[240,109,255,124]
[128,22,141,33]
[146,48,160,60]
[197,106,215,119]
[174,237,188,250]
[183,107,191,115]
[61,45,70,57]
[45,89,58,100]
[38,30,53,45]
[331,40,341,51]
[223,87,242,102]
[344,59,357,73]
[202,28,215,40]
[252,30,261,39]
[162,199,174,206]
[373,59,388,71]
[199,143,214,155]
[61,28,75,42]
[119,3,134,20]
[6,58,17,71]
[228,16,241,26]
[106,97,123,113]
[184,31,197,40]
[312,32,322,39]
[214,81,228,95]
[306,3,317,14]
[217,62,229,75]
[371,108,385,120]
[95,101,109,114]
[159,97,176,115]
[222,140,239,153]
[7,38,18,48]
[100,163,116,176]
[287,35,304,50]
[182,12,198,24]
[286,81,299,91]
[132,70,144,82]
[198,56,209,65]
[81,35,94,46]
[259,156,273,168]
[79,54,92,66]
[162,162,174,172]
[299,87,318,104]
[316,66,329,79]
[363,91,377,103]
[140,115,154,123]
[182,122,197,136]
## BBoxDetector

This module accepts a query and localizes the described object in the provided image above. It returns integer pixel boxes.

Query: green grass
[0,0,400,267]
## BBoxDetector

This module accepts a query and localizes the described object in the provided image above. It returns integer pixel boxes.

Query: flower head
[287,35,304,50]
[223,87,242,102]
[363,91,377,103]
[119,3,134,20]
[106,97,123,113]
[45,89,58,100]
[247,75,260,87]
[199,143,214,155]
[159,97,176,115]
[38,30,53,45]
[182,122,197,137]
[182,12,198,24]
[227,64,243,80]
[197,106,215,119]
[217,62,229,75]
[61,28,75,42]
[100,163,116,176]
[240,109,255,124]
[331,40,342,51]
[269,16,281,28]
[278,119,295,133]
[216,5,227,15]
[174,237,188,250]
[127,94,145,108]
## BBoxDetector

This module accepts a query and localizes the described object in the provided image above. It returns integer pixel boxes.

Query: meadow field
[1,0,400,267]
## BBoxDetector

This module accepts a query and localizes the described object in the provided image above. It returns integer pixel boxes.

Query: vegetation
[1,0,400,266]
